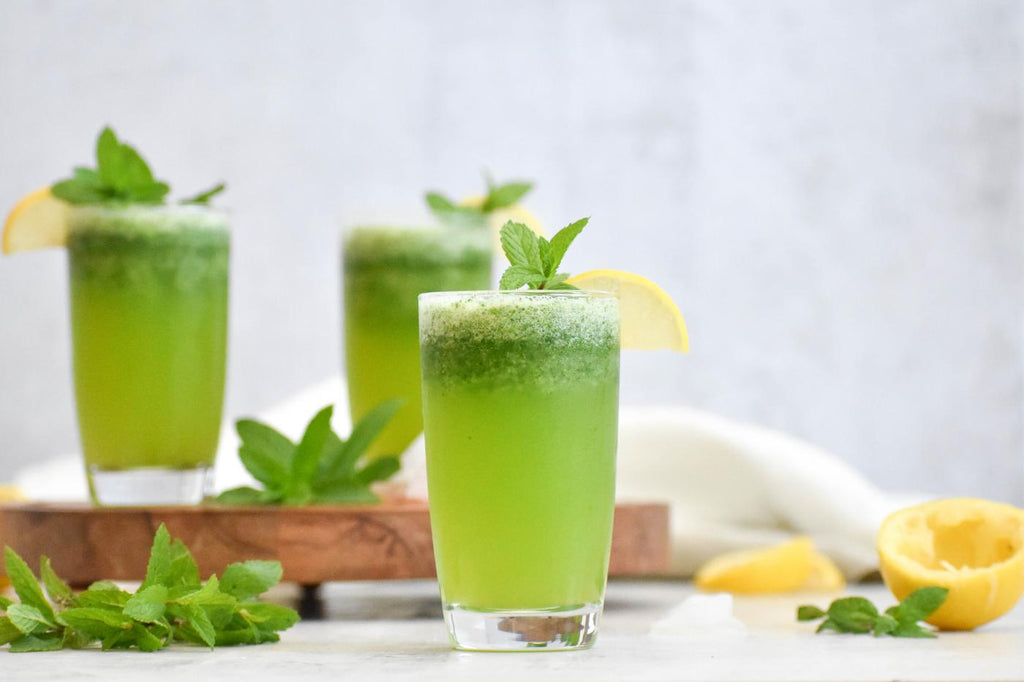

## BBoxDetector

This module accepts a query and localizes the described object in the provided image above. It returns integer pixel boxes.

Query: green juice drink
[419,290,620,651]
[343,226,490,459]
[68,205,229,505]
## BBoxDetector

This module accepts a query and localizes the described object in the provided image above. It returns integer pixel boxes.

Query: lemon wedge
[803,552,847,592]
[695,537,817,594]
[566,269,689,352]
[878,498,1024,630]
[460,195,545,244]
[2,187,70,255]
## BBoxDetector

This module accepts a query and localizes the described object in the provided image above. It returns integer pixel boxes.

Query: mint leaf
[321,399,403,483]
[7,604,54,635]
[39,557,73,607]
[873,614,898,637]
[75,588,130,610]
[425,192,456,213]
[893,622,937,638]
[215,486,265,505]
[220,561,282,601]
[86,580,122,592]
[97,127,154,188]
[889,587,949,624]
[239,444,291,490]
[796,605,826,621]
[354,456,401,486]
[167,539,201,588]
[51,177,110,204]
[500,221,543,272]
[286,405,335,504]
[9,634,63,652]
[237,419,295,466]
[816,618,842,633]
[0,618,21,646]
[542,273,574,290]
[123,585,168,623]
[132,622,165,652]
[826,597,878,633]
[59,607,132,638]
[180,183,226,205]
[4,546,55,623]
[140,524,172,590]
[545,217,588,276]
[173,576,235,609]
[499,265,548,290]
[240,602,300,631]
[181,604,216,649]
[483,181,532,212]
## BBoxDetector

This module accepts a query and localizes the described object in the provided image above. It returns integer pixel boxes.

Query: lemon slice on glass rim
[2,187,70,254]
[566,269,689,353]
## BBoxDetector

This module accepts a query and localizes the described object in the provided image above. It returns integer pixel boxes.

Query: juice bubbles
[419,290,620,651]
[342,226,490,459]
[68,205,229,505]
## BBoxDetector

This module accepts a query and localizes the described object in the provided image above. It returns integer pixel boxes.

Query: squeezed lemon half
[2,187,69,255]
[566,269,689,353]
[694,536,845,594]
[878,498,1024,630]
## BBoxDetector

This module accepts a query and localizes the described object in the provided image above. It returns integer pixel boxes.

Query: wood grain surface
[0,501,669,585]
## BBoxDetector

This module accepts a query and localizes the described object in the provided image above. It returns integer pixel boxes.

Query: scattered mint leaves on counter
[216,401,403,506]
[49,126,225,206]
[0,525,297,652]
[498,217,588,291]
[797,587,948,638]
[425,174,533,223]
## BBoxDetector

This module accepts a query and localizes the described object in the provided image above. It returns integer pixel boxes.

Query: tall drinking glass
[419,290,620,651]
[68,205,230,505]
[342,225,490,459]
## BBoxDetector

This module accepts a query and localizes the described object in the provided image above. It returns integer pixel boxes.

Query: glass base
[87,466,211,506]
[443,603,601,651]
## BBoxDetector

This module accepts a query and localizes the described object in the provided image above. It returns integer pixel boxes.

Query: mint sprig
[0,525,297,652]
[798,587,949,638]
[50,126,225,206]
[216,401,402,506]
[425,174,533,223]
[498,217,587,290]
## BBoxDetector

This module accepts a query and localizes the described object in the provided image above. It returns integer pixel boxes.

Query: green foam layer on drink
[344,224,490,267]
[68,205,229,290]
[419,291,620,389]
[344,225,491,321]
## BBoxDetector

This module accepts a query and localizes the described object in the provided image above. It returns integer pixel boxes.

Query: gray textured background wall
[1,0,1021,502]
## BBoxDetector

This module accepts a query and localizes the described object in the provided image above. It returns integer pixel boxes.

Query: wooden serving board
[0,501,669,585]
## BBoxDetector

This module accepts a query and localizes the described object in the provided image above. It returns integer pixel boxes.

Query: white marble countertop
[3,580,1022,682]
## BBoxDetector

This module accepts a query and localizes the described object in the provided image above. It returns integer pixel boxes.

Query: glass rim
[419,289,616,301]
[68,202,231,218]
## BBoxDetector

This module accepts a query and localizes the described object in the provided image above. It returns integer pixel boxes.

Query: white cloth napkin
[15,377,915,580]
